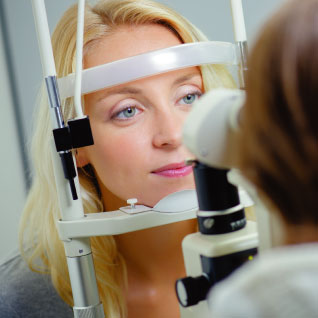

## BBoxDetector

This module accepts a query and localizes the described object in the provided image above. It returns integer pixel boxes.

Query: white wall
[0,0,284,261]
[0,21,26,263]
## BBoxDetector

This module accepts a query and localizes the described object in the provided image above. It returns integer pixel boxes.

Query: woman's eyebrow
[172,72,201,86]
[97,87,142,102]
[96,72,201,102]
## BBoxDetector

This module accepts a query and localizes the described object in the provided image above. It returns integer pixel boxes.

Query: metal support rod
[230,0,248,89]
[67,254,104,318]
[236,41,248,89]
[45,76,64,128]
[31,1,104,316]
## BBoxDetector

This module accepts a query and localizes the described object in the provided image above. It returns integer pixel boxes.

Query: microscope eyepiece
[193,162,240,210]
[192,162,246,234]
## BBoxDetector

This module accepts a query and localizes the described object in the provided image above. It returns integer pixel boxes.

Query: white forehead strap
[57,41,238,99]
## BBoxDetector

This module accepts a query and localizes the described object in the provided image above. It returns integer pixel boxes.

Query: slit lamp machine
[30,0,278,317]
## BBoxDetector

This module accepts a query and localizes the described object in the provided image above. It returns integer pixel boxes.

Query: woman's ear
[75,148,90,167]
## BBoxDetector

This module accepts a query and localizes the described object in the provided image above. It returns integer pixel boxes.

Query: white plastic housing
[183,88,245,169]
[180,221,258,317]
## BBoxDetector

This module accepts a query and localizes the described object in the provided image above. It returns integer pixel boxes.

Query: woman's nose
[152,108,183,149]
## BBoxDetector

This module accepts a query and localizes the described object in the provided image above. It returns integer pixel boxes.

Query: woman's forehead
[84,24,183,69]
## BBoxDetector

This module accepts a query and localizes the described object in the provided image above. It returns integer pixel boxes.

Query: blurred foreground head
[239,0,318,229]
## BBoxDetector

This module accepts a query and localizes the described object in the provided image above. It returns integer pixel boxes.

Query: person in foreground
[0,1,235,317]
[208,0,318,317]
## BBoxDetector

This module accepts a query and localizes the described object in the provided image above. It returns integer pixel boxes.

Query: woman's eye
[114,106,140,120]
[179,93,201,105]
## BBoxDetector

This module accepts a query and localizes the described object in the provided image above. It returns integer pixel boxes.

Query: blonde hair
[19,0,236,316]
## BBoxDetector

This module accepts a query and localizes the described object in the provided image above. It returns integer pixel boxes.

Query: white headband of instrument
[57,41,238,99]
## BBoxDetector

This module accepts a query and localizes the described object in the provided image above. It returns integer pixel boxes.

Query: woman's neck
[115,219,197,318]
[114,219,197,283]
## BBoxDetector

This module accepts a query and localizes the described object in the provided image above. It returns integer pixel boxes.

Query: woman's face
[79,24,203,208]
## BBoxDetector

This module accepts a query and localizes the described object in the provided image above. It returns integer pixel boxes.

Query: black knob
[175,275,211,307]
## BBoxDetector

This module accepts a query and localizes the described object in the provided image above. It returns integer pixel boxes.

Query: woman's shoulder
[0,252,73,318]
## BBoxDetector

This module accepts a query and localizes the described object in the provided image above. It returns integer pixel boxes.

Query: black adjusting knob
[175,274,211,307]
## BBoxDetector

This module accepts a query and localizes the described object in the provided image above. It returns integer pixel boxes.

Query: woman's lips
[152,162,193,178]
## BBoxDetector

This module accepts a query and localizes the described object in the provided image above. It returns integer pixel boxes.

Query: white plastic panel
[57,41,238,99]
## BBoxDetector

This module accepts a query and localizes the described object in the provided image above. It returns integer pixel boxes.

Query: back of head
[239,0,318,227]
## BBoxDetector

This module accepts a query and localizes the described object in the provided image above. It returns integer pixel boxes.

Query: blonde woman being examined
[0,1,235,317]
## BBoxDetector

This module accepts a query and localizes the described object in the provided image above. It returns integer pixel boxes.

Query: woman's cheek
[96,129,149,164]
